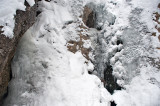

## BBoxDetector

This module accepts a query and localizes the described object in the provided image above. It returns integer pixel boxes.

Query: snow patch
[0,0,26,38]
[26,0,35,6]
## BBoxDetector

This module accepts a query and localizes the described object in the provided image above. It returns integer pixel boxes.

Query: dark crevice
[96,26,102,31]
[103,39,123,94]
[37,0,51,1]
[117,39,123,45]
[83,3,122,95]
[110,101,117,106]
[9,63,12,82]
[86,11,96,28]
[104,64,122,94]
[2,88,8,101]
[45,0,51,2]
[0,87,8,105]
[88,71,92,74]
[36,11,41,17]
[65,21,73,25]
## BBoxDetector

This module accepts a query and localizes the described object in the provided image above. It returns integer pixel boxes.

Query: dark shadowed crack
[82,6,96,28]
[104,64,122,94]
[110,101,117,106]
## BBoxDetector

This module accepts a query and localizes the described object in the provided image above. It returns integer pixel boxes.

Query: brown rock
[67,30,91,60]
[82,6,96,28]
[158,35,160,41]
[153,12,160,24]
[157,27,160,33]
[0,0,38,104]
[152,32,156,36]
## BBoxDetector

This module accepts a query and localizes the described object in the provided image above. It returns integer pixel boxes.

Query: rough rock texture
[0,0,38,104]
[82,6,96,28]
[67,24,91,60]
[152,4,160,43]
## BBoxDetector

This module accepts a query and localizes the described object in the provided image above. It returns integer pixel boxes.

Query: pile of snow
[0,0,35,38]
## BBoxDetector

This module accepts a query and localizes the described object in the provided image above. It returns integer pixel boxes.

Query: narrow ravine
[81,3,122,95]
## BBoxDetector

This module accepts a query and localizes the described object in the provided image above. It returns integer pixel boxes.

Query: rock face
[82,6,96,28]
[0,0,38,104]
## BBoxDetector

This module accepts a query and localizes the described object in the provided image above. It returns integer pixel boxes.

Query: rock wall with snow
[0,0,38,104]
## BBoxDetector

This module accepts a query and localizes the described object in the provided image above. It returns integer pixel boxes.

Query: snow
[81,0,160,105]
[87,61,94,72]
[26,0,35,6]
[113,65,160,106]
[3,0,160,106]
[0,0,35,38]
[131,0,159,31]
[83,39,92,48]
[102,0,160,105]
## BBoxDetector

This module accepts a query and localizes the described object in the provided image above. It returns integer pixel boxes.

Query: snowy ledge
[0,0,35,38]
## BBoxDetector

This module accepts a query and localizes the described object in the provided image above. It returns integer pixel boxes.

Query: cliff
[0,0,38,103]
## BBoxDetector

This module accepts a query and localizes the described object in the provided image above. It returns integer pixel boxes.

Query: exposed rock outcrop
[82,6,96,28]
[0,0,38,104]
[67,24,91,60]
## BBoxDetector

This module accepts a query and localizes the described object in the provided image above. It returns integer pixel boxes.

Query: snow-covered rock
[0,0,37,104]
